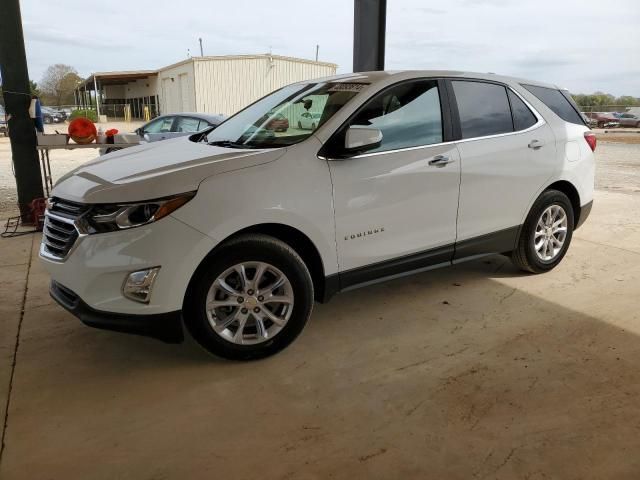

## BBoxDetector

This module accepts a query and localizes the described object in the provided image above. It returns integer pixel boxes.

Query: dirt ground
[0,131,640,479]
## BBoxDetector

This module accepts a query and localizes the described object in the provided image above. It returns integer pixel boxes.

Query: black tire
[298,121,302,129]
[44,116,52,124]
[511,190,574,274]
[184,234,314,360]
[597,121,604,128]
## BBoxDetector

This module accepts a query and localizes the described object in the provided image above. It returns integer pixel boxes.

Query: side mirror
[344,126,382,153]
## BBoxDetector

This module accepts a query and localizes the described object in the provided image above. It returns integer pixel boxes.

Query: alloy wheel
[205,261,294,345]
[534,204,568,261]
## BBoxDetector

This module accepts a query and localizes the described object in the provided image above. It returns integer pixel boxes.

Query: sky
[21,0,640,96]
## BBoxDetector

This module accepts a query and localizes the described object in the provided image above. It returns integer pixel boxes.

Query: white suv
[40,71,595,360]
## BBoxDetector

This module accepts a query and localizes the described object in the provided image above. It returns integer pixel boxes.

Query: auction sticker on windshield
[328,83,368,92]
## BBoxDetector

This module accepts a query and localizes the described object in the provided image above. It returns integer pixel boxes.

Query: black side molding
[321,225,523,299]
[453,225,520,260]
[575,200,593,229]
[339,243,454,291]
[50,281,184,343]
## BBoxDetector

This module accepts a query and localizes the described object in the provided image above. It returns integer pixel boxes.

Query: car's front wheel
[184,234,314,360]
[511,190,574,273]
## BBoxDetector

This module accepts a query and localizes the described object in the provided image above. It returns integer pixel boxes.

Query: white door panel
[330,144,461,271]
[456,123,556,241]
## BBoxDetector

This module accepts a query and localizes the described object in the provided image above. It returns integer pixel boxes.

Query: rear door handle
[428,155,454,167]
[528,139,544,149]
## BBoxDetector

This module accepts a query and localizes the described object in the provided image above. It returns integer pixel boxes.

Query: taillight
[584,132,596,152]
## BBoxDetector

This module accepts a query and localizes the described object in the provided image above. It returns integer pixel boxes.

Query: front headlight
[87,191,195,233]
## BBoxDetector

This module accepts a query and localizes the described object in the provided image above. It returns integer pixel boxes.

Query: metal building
[77,54,337,119]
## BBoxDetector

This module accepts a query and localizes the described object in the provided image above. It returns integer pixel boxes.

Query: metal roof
[78,70,159,90]
[158,54,337,73]
[78,54,338,90]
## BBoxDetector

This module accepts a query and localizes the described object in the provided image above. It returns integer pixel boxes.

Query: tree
[39,64,82,106]
[29,80,41,97]
[571,92,640,111]
[0,79,40,106]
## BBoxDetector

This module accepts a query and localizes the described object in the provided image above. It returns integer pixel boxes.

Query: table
[36,143,139,196]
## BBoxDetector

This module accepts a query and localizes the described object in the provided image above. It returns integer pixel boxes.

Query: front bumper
[50,280,183,343]
[39,214,218,315]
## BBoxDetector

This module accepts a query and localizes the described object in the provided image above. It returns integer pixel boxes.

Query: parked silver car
[618,113,640,128]
[135,113,226,142]
[101,112,226,155]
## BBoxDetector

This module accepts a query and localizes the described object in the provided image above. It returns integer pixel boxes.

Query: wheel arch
[545,180,582,227]
[186,223,333,304]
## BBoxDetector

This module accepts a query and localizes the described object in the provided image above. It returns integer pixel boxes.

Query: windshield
[205,82,365,148]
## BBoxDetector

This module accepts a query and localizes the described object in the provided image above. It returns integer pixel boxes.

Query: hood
[52,136,285,204]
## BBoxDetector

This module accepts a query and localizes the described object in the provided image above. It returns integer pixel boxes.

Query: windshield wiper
[209,140,246,148]
[208,139,262,149]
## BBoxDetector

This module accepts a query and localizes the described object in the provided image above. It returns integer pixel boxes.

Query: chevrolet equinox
[41,71,596,360]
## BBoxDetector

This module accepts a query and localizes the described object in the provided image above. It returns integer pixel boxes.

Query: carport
[76,70,160,120]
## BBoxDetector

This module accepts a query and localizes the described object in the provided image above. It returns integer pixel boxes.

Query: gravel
[595,141,640,195]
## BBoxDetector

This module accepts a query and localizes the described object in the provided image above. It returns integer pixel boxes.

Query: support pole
[353,0,387,72]
[0,0,44,219]
[93,75,101,117]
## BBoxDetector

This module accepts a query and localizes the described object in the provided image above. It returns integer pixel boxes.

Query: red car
[585,112,620,128]
[266,113,289,132]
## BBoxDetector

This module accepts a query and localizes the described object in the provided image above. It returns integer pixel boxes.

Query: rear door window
[452,81,513,139]
[522,84,586,126]
[144,116,174,133]
[174,116,203,132]
[508,90,538,131]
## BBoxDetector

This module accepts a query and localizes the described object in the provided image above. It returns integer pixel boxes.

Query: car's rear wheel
[184,234,314,360]
[511,190,574,273]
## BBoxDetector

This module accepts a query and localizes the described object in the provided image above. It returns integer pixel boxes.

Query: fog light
[123,267,160,303]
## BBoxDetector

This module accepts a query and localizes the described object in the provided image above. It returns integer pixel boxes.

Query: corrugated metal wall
[157,61,196,114]
[192,55,337,116]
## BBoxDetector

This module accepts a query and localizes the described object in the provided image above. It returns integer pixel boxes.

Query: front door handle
[428,155,454,167]
[528,139,544,149]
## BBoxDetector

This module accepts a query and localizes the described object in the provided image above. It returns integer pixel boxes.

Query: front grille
[41,198,90,260]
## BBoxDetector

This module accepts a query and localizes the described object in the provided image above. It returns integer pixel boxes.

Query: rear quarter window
[522,84,586,126]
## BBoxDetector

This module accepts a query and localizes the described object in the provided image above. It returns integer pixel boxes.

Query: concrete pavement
[1,190,640,479]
